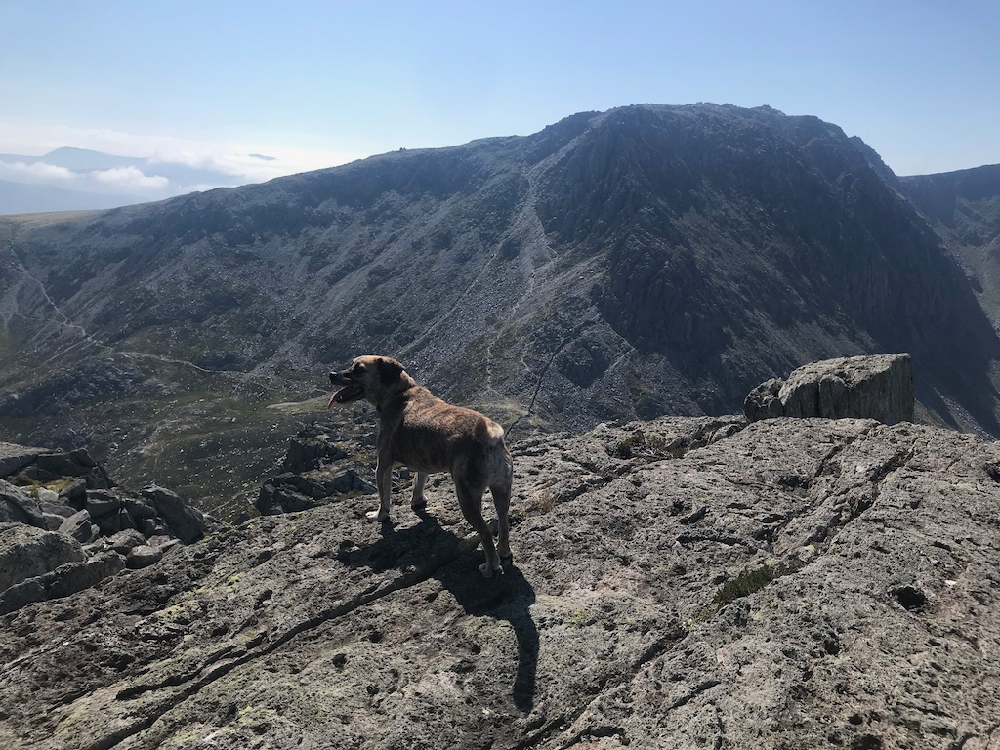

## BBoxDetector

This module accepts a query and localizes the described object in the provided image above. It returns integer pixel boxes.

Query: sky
[1,0,998,199]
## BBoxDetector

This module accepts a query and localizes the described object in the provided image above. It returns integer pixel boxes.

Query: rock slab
[2,416,999,749]
[744,353,914,424]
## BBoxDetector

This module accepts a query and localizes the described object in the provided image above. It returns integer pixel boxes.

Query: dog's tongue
[328,385,362,408]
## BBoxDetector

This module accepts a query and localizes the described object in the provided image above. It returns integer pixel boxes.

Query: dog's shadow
[343,509,538,712]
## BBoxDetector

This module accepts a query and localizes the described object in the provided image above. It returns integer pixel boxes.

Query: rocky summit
[2,415,999,749]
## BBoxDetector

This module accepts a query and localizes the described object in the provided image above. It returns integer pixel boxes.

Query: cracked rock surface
[2,416,999,749]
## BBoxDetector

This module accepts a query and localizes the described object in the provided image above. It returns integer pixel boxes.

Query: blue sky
[1,0,998,185]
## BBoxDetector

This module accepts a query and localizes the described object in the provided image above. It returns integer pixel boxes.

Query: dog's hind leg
[490,461,513,561]
[455,478,501,577]
[410,472,428,511]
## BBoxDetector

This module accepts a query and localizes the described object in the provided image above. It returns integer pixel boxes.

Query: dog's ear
[377,357,404,386]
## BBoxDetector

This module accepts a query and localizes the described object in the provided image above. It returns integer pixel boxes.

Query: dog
[328,355,513,577]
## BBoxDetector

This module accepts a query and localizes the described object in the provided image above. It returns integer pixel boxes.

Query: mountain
[0,147,247,215]
[2,103,1000,516]
[899,164,1000,326]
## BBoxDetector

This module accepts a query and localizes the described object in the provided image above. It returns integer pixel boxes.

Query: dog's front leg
[368,455,393,522]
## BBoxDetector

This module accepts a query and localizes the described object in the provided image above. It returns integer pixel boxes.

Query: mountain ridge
[2,103,999,515]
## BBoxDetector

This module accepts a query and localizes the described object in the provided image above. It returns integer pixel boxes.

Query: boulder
[0,522,85,591]
[257,469,377,515]
[744,353,914,424]
[107,529,147,555]
[141,485,204,543]
[0,479,46,528]
[282,430,350,473]
[0,552,124,615]
[34,452,91,478]
[36,487,60,505]
[122,494,156,520]
[85,489,121,519]
[59,510,100,544]
[125,544,163,569]
[59,478,89,505]
[0,442,44,479]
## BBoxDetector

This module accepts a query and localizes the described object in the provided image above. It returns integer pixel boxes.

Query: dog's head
[328,355,411,409]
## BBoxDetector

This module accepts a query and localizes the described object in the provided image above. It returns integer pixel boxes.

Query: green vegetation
[611,428,666,459]
[690,561,799,625]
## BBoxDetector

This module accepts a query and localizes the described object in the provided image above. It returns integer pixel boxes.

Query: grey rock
[59,510,100,544]
[36,487,60,505]
[122,494,157,520]
[0,441,45,479]
[1,417,1000,750]
[42,513,65,531]
[59,478,89,504]
[125,544,163,569]
[141,485,204,543]
[745,353,914,424]
[0,551,123,615]
[146,535,182,554]
[0,479,46,528]
[282,429,349,473]
[258,469,377,515]
[38,500,78,519]
[0,522,85,591]
[108,529,147,554]
[34,452,91,478]
[85,489,121,518]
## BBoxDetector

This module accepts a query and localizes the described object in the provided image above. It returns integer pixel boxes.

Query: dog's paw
[479,560,503,578]
[410,497,427,511]
[366,510,391,523]
[498,548,514,562]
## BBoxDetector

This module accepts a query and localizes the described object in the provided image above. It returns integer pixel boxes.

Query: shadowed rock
[745,354,914,424]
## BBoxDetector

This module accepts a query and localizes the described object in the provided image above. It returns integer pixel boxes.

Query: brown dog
[328,355,513,577]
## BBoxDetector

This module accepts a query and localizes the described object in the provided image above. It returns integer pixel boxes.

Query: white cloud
[0,159,76,182]
[93,166,169,190]
[0,120,361,184]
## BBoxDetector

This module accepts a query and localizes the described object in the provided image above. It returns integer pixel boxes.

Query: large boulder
[0,551,124,616]
[0,442,45,479]
[0,522,85,592]
[744,353,914,424]
[140,485,204,543]
[0,479,46,528]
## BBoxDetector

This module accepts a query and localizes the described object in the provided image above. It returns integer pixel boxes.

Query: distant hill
[0,147,248,215]
[0,178,141,214]
[2,103,999,514]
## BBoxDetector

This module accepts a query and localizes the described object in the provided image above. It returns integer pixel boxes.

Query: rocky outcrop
[0,443,212,615]
[2,415,999,749]
[256,425,376,515]
[744,353,914,424]
[0,522,85,591]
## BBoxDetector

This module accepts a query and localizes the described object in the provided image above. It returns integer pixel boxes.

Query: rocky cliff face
[900,164,1000,329]
[3,105,1000,515]
[2,415,1000,749]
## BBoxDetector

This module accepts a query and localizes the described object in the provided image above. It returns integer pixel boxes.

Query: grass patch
[691,561,799,624]
[611,428,666,459]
